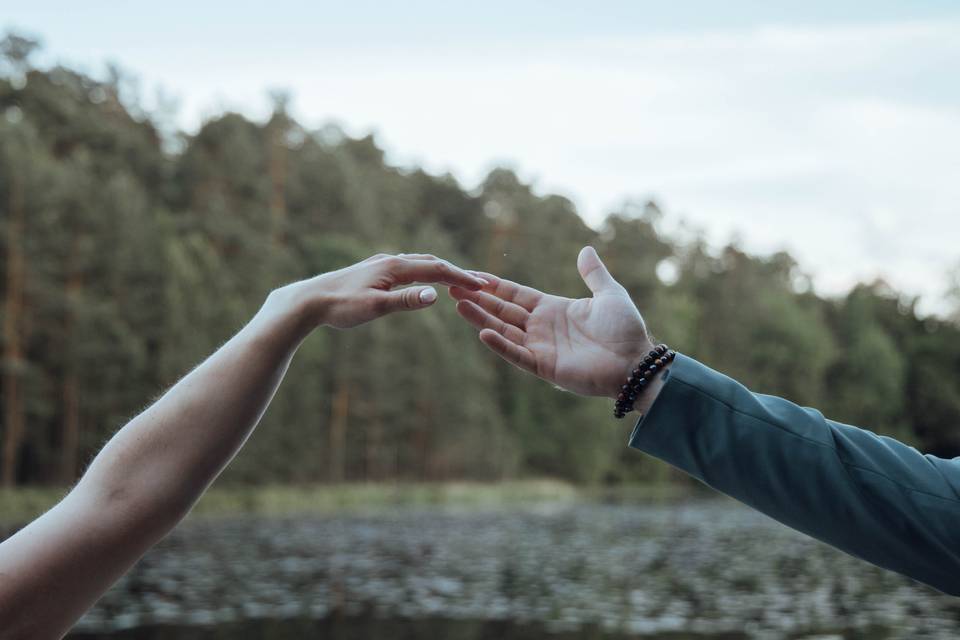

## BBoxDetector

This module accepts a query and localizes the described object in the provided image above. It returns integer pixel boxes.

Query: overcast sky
[7,1,960,314]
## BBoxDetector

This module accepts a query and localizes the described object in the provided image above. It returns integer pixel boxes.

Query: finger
[449,287,529,329]
[467,271,542,311]
[396,253,440,261]
[479,328,537,374]
[456,300,526,344]
[577,246,621,295]
[389,257,486,290]
[379,286,438,312]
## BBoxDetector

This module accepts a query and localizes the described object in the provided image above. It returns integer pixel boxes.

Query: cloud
[20,15,960,314]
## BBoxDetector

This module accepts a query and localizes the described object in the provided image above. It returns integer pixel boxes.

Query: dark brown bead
[648,350,659,359]
[667,350,676,359]
[632,368,643,378]
[654,358,663,367]
[637,378,648,387]
[643,355,654,365]
[617,392,627,402]
[657,345,667,355]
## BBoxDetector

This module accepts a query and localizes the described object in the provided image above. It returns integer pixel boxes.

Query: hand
[450,247,654,398]
[279,253,487,330]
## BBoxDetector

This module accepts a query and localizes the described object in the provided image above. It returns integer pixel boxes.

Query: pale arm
[0,253,485,639]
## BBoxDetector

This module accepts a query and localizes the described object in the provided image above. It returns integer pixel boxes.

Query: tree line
[2,34,959,487]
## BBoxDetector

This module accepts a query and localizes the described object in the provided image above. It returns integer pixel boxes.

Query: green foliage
[2,35,959,487]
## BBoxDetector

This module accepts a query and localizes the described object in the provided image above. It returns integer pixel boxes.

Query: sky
[7,1,960,314]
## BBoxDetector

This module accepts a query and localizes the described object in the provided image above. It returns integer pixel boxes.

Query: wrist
[256,281,324,344]
[609,341,675,418]
[631,366,670,415]
[607,338,656,399]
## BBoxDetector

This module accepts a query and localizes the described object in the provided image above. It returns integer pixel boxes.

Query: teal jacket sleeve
[629,354,960,595]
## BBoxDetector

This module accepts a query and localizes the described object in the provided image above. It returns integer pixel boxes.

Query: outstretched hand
[278,253,488,330]
[449,247,654,399]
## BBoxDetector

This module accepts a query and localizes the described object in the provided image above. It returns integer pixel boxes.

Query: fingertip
[456,299,480,316]
[449,286,470,301]
[469,271,496,288]
[577,245,598,266]
[463,272,488,289]
[455,299,477,320]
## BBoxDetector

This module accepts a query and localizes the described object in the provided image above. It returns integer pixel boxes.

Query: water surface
[51,500,960,639]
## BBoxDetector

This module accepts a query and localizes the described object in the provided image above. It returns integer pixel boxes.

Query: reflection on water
[51,500,960,639]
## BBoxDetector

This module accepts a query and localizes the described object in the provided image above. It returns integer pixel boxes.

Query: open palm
[450,247,653,398]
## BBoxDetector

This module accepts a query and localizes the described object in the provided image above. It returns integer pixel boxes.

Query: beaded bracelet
[613,344,676,419]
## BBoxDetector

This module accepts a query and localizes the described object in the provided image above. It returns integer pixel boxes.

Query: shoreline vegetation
[0,480,699,525]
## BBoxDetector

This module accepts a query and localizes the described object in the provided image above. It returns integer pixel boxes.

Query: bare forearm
[78,284,314,529]
[0,253,483,639]
[0,285,315,639]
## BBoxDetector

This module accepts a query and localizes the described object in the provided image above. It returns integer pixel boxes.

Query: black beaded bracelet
[613,344,676,419]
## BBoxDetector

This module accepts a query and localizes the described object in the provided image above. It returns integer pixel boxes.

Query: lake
[45,499,960,639]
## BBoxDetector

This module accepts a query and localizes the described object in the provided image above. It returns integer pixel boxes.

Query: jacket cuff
[627,353,727,480]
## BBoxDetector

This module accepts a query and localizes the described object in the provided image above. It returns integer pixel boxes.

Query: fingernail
[419,288,437,303]
[473,276,489,286]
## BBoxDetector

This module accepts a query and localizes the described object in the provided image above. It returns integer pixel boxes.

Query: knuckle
[381,256,403,271]
[402,289,419,308]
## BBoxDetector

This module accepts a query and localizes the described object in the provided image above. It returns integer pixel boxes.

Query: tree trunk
[59,258,83,483]
[328,381,349,482]
[1,168,25,487]
[59,373,80,482]
[366,416,384,482]
[414,396,433,481]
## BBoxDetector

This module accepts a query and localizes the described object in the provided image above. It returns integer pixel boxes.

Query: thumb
[577,246,620,295]
[381,286,438,312]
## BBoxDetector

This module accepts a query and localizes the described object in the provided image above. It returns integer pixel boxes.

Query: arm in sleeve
[629,354,960,595]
